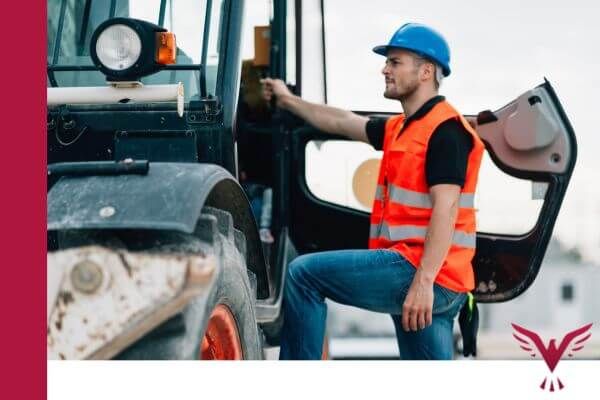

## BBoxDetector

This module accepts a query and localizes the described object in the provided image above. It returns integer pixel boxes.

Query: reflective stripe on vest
[370,222,476,249]
[374,184,475,209]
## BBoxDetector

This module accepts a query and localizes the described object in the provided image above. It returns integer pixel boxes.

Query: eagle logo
[511,323,593,392]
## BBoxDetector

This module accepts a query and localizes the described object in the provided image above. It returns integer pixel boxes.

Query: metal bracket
[186,99,222,124]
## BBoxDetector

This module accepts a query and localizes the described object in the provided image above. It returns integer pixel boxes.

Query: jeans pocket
[375,249,406,266]
[432,284,462,316]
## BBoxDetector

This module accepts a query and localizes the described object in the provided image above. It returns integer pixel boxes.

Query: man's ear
[420,62,435,82]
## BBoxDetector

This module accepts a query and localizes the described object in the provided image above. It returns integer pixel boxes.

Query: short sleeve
[425,119,474,188]
[366,117,388,150]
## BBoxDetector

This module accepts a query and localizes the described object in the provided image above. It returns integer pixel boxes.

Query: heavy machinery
[47,0,577,360]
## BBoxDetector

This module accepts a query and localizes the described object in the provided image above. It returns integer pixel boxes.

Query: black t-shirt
[365,96,473,187]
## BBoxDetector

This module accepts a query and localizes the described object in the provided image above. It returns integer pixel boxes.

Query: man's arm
[261,78,370,143]
[401,183,461,332]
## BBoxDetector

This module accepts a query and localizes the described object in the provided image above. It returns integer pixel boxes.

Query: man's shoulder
[368,113,404,124]
[366,114,404,151]
[429,118,473,150]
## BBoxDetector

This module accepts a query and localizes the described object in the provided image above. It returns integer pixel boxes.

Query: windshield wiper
[109,0,116,18]
[78,0,92,55]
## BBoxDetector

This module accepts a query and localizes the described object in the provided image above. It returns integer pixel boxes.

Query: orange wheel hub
[200,304,243,360]
[322,334,329,360]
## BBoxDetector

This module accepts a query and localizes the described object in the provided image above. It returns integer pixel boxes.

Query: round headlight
[95,24,142,71]
[90,18,176,81]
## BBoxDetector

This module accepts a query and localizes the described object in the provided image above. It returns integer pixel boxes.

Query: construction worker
[262,23,484,360]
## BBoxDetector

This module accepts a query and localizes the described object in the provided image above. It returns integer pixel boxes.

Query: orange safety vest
[369,100,485,292]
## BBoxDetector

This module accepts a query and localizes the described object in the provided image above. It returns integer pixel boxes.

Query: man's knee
[287,254,313,285]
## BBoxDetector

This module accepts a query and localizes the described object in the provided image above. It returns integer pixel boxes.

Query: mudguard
[47,162,270,299]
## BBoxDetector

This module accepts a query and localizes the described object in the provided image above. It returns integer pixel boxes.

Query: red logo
[511,323,593,392]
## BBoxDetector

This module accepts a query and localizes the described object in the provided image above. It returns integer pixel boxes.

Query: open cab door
[470,80,576,302]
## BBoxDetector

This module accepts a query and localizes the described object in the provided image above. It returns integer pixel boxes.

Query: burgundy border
[1,0,46,398]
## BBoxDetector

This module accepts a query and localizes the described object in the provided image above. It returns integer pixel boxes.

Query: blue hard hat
[373,23,451,77]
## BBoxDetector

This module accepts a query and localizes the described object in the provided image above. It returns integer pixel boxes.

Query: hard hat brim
[372,45,389,56]
[371,45,451,76]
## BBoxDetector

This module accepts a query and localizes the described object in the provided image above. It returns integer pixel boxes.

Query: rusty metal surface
[47,163,272,300]
[47,246,216,360]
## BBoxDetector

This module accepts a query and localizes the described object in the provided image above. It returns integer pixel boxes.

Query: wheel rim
[200,304,243,360]
[322,334,329,360]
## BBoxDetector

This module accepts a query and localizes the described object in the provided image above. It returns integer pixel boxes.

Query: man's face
[381,48,424,101]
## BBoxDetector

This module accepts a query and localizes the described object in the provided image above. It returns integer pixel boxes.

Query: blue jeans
[279,249,467,360]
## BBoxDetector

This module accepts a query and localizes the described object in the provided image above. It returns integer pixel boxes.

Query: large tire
[55,207,262,360]
[195,207,262,360]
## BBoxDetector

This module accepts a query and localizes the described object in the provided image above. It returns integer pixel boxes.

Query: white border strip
[48,360,600,400]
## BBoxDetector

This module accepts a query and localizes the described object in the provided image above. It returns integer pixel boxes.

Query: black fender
[47,162,270,299]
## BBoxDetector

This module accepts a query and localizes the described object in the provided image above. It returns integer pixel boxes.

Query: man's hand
[261,78,294,108]
[259,77,370,142]
[402,269,435,332]
[400,184,461,331]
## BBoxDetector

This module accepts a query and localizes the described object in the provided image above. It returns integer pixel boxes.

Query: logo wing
[512,323,546,358]
[557,323,593,358]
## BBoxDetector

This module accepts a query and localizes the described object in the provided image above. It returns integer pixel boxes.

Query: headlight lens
[95,24,142,71]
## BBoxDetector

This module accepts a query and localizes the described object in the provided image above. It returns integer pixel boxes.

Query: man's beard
[383,78,419,102]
